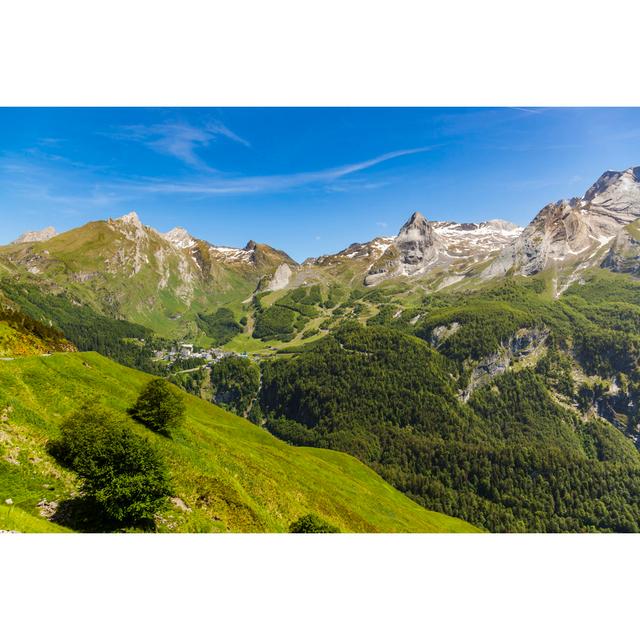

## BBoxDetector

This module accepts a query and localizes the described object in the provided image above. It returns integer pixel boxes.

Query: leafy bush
[49,405,170,526]
[129,378,186,436]
[289,514,340,533]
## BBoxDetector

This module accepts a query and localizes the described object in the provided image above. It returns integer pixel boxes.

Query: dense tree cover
[261,322,479,445]
[167,356,207,372]
[172,366,209,398]
[415,301,535,363]
[259,323,640,532]
[170,356,262,422]
[49,405,170,527]
[209,356,260,416]
[253,304,299,341]
[372,275,640,392]
[253,286,325,341]
[289,514,340,533]
[129,378,186,436]
[0,278,165,373]
[367,304,401,326]
[196,307,241,345]
[534,341,575,397]
[320,284,347,309]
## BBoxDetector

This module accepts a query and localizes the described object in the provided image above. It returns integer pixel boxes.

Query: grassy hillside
[0,322,51,357]
[0,504,71,533]
[0,306,74,357]
[0,352,477,533]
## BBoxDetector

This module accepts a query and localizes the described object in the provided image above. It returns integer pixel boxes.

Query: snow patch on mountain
[209,245,254,264]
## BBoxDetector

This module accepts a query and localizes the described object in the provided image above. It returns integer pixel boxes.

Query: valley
[3,164,640,532]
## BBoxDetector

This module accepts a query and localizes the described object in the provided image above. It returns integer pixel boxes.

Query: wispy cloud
[0,155,127,216]
[108,121,250,171]
[509,107,549,115]
[0,146,431,219]
[124,146,432,195]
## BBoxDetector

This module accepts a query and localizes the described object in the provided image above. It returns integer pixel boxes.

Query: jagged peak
[12,226,58,244]
[584,166,640,201]
[162,226,196,249]
[114,211,142,226]
[406,211,427,225]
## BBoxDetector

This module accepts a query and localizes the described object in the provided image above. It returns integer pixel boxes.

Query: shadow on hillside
[51,497,155,533]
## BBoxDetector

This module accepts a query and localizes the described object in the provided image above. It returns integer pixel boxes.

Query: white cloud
[109,121,250,170]
[125,146,432,195]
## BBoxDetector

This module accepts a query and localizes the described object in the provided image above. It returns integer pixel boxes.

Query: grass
[0,321,49,357]
[0,504,71,533]
[0,352,478,533]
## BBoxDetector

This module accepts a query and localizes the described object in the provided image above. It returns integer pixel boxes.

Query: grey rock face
[363,212,522,286]
[395,211,443,270]
[485,166,640,280]
[12,226,58,244]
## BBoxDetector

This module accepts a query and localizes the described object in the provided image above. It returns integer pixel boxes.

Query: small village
[153,343,249,368]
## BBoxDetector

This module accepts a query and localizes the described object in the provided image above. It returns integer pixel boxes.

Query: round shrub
[129,378,186,436]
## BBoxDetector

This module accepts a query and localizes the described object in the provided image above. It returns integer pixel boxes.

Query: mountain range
[4,163,640,533]
[5,166,639,322]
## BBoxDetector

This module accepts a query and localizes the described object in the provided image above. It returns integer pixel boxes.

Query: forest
[259,319,640,532]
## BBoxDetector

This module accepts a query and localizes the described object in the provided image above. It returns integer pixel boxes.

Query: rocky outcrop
[460,327,548,401]
[12,226,57,244]
[365,212,444,285]
[264,263,293,291]
[601,221,640,276]
[429,322,461,348]
[485,166,640,281]
[162,227,196,249]
[363,212,522,286]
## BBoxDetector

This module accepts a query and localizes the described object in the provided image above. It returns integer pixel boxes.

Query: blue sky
[1,107,639,261]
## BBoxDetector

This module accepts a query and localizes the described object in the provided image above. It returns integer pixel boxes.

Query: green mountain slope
[259,323,640,532]
[0,351,476,533]
[0,306,74,357]
[0,212,296,339]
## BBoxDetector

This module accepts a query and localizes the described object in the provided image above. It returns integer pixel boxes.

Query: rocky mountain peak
[395,211,440,265]
[244,240,257,251]
[115,211,143,227]
[484,219,522,233]
[402,211,428,227]
[583,166,640,220]
[162,227,196,249]
[584,166,640,202]
[364,211,443,285]
[484,165,640,288]
[12,226,58,244]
